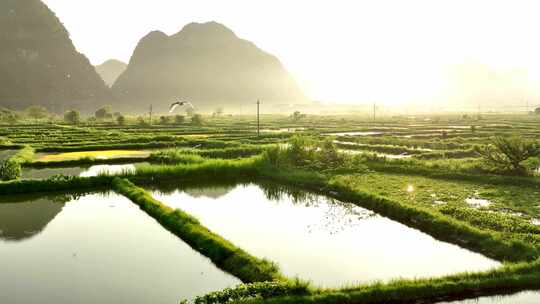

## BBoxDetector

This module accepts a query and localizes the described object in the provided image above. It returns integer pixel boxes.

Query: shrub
[116,115,126,125]
[64,110,80,124]
[174,115,185,124]
[191,114,204,126]
[0,159,21,181]
[476,136,540,175]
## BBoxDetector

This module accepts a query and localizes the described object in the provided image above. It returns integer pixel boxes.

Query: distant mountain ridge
[0,0,110,112]
[95,59,127,87]
[112,22,307,112]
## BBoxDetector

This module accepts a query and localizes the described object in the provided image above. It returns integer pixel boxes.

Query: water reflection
[0,192,83,242]
[0,198,63,241]
[0,191,239,304]
[22,163,149,179]
[147,181,236,200]
[150,182,500,288]
[438,290,540,303]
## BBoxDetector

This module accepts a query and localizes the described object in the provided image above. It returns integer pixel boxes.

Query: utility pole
[257,100,260,137]
[149,104,153,126]
[373,102,376,121]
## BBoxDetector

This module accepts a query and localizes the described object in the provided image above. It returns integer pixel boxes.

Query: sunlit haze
[43,0,540,109]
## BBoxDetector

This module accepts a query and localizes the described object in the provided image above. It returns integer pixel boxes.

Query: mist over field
[1,0,540,114]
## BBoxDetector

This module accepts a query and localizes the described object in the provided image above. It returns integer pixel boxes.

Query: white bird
[169,100,194,113]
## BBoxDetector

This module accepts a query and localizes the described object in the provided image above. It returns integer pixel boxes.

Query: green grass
[334,171,540,217]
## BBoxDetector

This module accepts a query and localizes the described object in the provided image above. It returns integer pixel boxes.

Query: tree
[186,107,195,117]
[25,106,49,122]
[63,110,80,125]
[95,106,112,120]
[116,115,126,125]
[159,116,171,125]
[0,109,20,124]
[291,111,306,122]
[174,115,185,124]
[213,107,224,117]
[191,114,204,126]
[476,136,540,175]
[136,116,148,126]
[535,107,540,115]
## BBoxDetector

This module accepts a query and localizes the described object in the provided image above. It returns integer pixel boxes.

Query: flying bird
[169,100,194,113]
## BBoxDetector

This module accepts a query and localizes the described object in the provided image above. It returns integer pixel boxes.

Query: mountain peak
[173,21,236,40]
[95,59,127,87]
[113,21,306,112]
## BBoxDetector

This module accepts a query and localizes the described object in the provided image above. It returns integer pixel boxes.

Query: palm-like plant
[476,136,540,175]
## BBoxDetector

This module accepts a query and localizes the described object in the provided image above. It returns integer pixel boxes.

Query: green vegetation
[0,145,34,180]
[2,114,540,303]
[476,135,540,175]
[64,110,81,125]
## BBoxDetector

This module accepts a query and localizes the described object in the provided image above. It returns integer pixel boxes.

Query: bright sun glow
[42,0,540,107]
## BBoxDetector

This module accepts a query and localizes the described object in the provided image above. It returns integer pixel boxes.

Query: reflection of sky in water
[22,163,148,179]
[78,164,137,177]
[437,291,540,303]
[151,183,500,288]
[0,192,238,304]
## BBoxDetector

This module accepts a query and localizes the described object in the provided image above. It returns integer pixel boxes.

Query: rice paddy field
[2,113,540,304]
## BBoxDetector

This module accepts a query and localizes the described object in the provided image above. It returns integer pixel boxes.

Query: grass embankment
[241,260,540,304]
[0,175,113,195]
[112,177,286,284]
[352,154,540,187]
[150,146,269,163]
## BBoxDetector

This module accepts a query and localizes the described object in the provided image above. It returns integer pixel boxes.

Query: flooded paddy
[0,192,239,304]
[35,150,150,162]
[149,183,500,288]
[22,163,149,179]
[327,131,383,136]
[437,291,540,303]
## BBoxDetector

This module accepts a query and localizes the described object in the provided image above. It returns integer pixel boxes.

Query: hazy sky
[42,0,540,107]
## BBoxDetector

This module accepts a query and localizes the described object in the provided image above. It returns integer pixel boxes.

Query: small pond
[34,150,151,162]
[22,163,149,179]
[0,192,239,304]
[149,182,500,288]
[437,291,540,303]
[326,131,383,136]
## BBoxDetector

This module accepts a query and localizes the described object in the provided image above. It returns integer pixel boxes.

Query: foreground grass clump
[180,281,310,304]
[112,177,286,283]
[0,145,34,180]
